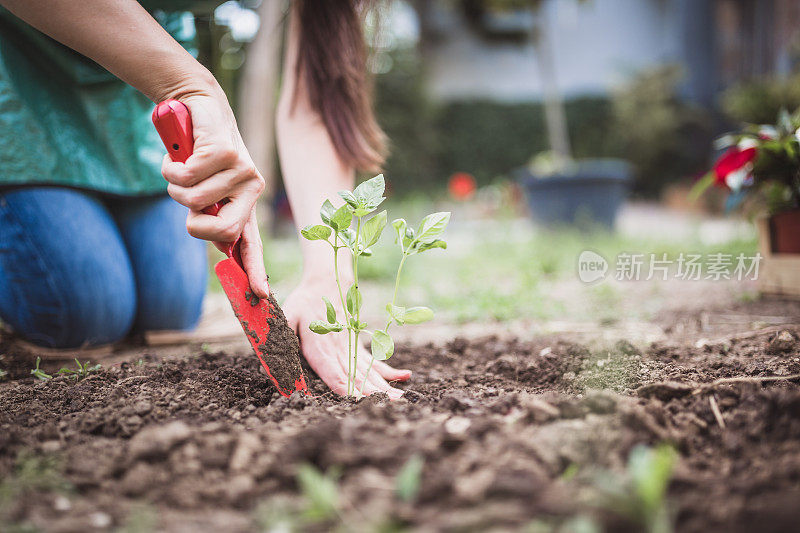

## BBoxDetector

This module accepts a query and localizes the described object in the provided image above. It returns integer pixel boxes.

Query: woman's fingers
[238,211,269,298]
[166,168,247,212]
[372,359,412,382]
[353,353,405,399]
[157,95,265,265]
[184,192,254,243]
[161,147,234,188]
[354,369,403,400]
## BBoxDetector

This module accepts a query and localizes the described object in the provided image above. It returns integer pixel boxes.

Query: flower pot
[770,210,800,254]
[516,159,631,229]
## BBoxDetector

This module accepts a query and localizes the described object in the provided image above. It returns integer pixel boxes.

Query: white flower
[795,127,800,144]
[758,125,778,140]
[738,137,759,150]
[725,165,753,192]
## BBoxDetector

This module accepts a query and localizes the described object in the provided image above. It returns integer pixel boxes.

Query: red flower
[713,146,757,187]
[448,172,477,200]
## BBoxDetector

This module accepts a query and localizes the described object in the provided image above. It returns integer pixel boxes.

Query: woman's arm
[0,0,204,103]
[0,0,270,297]
[277,12,410,397]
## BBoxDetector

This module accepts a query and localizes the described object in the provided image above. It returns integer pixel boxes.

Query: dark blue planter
[516,159,631,228]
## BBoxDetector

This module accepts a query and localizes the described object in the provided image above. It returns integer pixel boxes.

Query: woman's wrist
[151,65,222,105]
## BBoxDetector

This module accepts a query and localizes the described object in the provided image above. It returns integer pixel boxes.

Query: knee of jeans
[134,266,206,332]
[24,273,137,349]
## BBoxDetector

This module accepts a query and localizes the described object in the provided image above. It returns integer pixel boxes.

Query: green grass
[1,451,71,531]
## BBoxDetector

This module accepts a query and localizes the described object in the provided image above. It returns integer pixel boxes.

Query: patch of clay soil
[1,300,799,532]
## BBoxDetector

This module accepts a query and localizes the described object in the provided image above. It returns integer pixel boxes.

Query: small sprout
[590,444,677,533]
[31,357,52,381]
[0,368,7,381]
[296,464,341,522]
[56,358,101,381]
[395,454,424,503]
[300,174,450,396]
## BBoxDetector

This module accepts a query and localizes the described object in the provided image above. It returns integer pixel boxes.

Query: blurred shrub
[377,72,620,194]
[721,73,800,124]
[435,97,619,184]
[612,65,712,197]
[375,47,441,193]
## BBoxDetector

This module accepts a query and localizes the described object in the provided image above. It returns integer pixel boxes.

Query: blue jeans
[0,187,207,348]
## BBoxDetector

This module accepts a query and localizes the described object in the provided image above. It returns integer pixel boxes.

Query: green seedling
[296,464,341,523]
[30,357,51,381]
[591,444,677,533]
[0,368,7,381]
[301,174,450,396]
[56,359,101,381]
[395,454,424,503]
[1,451,71,526]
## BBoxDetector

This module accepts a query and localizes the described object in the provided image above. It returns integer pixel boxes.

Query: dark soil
[1,299,799,532]
[236,291,306,396]
[260,293,305,394]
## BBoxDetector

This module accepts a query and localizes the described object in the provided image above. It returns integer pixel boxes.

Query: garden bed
[1,299,799,532]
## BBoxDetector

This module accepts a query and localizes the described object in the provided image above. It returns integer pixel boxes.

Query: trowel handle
[152,100,241,264]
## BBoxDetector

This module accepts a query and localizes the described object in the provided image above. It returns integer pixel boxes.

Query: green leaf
[308,321,343,334]
[338,190,358,209]
[416,212,451,243]
[371,329,394,361]
[387,304,406,325]
[340,228,357,250]
[688,171,715,202]
[308,321,330,334]
[330,204,353,231]
[395,454,424,502]
[296,464,340,521]
[31,357,52,381]
[353,174,385,202]
[415,239,447,254]
[403,306,434,324]
[320,199,336,226]
[300,224,332,241]
[360,247,373,257]
[361,210,387,249]
[392,218,407,245]
[348,318,367,331]
[346,284,362,315]
[629,444,676,518]
[322,296,336,323]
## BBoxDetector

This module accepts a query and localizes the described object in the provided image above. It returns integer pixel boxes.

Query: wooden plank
[756,216,800,298]
[759,255,800,297]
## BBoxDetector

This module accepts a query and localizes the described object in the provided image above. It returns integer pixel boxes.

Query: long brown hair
[294,0,386,172]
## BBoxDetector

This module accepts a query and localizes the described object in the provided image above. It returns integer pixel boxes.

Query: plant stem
[360,250,408,395]
[384,251,408,332]
[351,216,362,396]
[332,234,352,394]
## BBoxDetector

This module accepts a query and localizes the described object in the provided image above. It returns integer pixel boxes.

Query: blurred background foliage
[200,0,800,201]
[721,73,800,125]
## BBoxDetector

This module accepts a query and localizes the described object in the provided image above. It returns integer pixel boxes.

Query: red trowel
[152,100,307,397]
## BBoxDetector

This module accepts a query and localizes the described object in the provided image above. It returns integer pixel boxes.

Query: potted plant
[691,108,800,253]
[471,0,630,228]
[692,108,800,296]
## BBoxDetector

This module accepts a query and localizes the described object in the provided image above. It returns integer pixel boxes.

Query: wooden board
[757,217,800,298]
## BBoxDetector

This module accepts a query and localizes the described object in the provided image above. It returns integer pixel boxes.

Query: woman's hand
[282,276,412,398]
[160,88,269,298]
